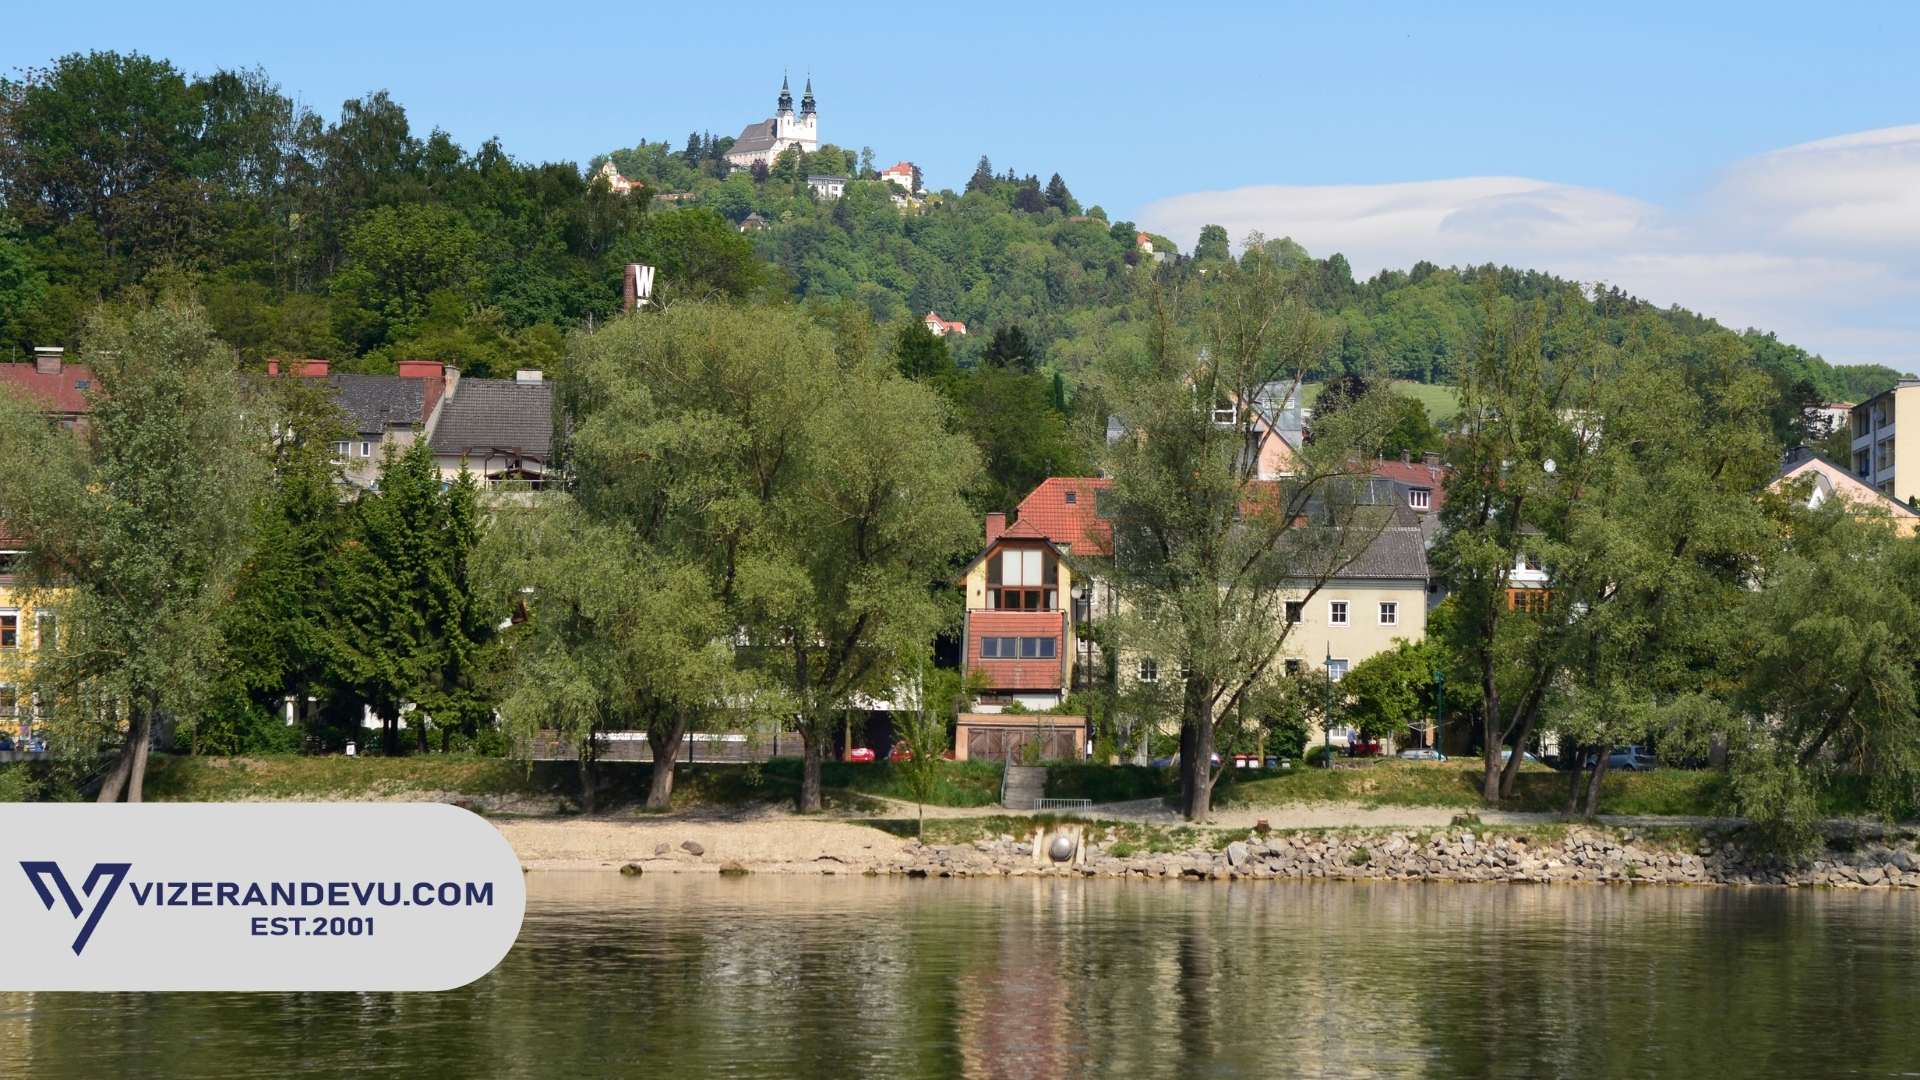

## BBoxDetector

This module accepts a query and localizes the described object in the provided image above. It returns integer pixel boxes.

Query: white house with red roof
[924,311,967,337]
[880,161,917,192]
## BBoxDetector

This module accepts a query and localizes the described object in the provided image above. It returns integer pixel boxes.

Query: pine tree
[965,155,994,193]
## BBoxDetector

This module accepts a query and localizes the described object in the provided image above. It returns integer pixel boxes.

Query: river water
[3,873,1917,1078]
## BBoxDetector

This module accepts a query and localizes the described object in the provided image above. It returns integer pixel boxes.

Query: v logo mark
[20,861,132,955]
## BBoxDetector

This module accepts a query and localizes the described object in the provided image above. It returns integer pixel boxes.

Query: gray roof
[429,379,555,460]
[1333,525,1429,580]
[729,119,780,156]
[328,374,424,436]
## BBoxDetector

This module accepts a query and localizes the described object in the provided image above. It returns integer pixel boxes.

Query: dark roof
[328,374,425,436]
[429,379,555,459]
[1333,525,1429,580]
[729,119,780,156]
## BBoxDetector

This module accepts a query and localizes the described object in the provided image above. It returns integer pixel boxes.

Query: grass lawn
[1215,759,1736,817]
[1303,380,1460,423]
[132,754,1004,811]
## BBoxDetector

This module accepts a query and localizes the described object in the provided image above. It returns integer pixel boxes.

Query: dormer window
[1409,488,1431,511]
[1064,491,1077,505]
[986,545,1058,610]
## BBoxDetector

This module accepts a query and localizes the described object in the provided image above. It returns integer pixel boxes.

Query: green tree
[952,366,1087,514]
[328,441,489,755]
[0,299,262,801]
[486,501,740,811]
[1342,639,1442,741]
[1097,242,1399,820]
[0,218,48,352]
[330,203,480,350]
[1194,224,1231,262]
[892,318,954,381]
[204,369,351,751]
[981,325,1036,372]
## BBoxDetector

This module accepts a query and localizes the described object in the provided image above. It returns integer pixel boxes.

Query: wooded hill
[1,51,1904,418]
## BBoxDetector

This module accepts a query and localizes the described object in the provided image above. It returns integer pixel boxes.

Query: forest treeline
[0,50,1905,434]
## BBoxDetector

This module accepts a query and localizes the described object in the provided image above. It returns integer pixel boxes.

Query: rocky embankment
[877,826,1920,889]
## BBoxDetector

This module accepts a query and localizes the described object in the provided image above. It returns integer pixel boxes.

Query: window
[332,440,350,459]
[1138,658,1159,683]
[987,546,1057,610]
[1328,601,1348,626]
[1064,490,1077,505]
[1285,601,1304,623]
[360,441,373,458]
[1507,589,1552,614]
[0,550,21,579]
[0,612,16,649]
[1378,602,1397,626]
[983,636,1055,660]
[35,612,55,652]
[1409,488,1431,511]
[1327,658,1349,682]
[1284,659,1303,675]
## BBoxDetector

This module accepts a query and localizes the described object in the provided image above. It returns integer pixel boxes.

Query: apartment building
[1849,382,1920,504]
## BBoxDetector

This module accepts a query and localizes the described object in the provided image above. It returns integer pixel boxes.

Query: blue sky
[11,2,1920,368]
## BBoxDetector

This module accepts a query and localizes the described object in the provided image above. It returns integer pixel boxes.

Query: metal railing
[1038,797,1091,811]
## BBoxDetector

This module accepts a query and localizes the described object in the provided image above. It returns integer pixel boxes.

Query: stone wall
[878,825,1920,889]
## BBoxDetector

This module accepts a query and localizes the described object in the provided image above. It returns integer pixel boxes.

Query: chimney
[985,513,1006,544]
[1401,450,1412,464]
[300,360,329,377]
[514,369,544,383]
[1422,451,1441,470]
[32,346,64,375]
[396,360,444,381]
[266,359,280,376]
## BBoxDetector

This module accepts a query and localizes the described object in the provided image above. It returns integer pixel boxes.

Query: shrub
[1346,846,1371,866]
[1303,745,1339,767]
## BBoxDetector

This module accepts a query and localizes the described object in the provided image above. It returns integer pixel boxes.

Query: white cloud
[1136,127,1920,369]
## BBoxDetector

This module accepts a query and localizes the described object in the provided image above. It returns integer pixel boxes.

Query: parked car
[1500,749,1543,765]
[1347,739,1383,758]
[1398,748,1444,761]
[0,733,13,752]
[1606,746,1658,771]
[843,747,876,763]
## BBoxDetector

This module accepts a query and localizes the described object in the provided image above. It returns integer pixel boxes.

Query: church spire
[800,76,816,117]
[777,73,794,114]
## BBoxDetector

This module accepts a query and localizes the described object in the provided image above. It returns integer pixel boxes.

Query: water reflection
[3,874,1918,1079]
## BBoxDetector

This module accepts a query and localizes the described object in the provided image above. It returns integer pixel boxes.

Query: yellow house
[0,543,54,742]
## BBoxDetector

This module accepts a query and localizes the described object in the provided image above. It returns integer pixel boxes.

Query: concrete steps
[1002,765,1048,810]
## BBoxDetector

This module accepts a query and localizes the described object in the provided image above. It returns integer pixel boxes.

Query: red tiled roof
[1014,477,1113,556]
[1372,458,1449,511]
[0,363,96,415]
[997,518,1053,541]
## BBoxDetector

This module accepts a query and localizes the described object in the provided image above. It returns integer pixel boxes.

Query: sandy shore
[497,814,913,872]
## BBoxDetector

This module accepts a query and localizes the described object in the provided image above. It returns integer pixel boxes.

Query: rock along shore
[872,826,1920,889]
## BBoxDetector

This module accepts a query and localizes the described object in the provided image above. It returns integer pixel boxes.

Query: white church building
[724,75,819,170]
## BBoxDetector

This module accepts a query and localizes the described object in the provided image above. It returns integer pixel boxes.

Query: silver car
[1606,746,1658,771]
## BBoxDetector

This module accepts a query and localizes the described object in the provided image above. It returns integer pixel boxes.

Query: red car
[1347,739,1383,758]
[843,747,876,763]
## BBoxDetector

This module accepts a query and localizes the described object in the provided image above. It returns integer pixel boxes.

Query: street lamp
[1322,642,1334,767]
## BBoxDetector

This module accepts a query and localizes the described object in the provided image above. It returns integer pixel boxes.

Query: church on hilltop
[724,75,819,170]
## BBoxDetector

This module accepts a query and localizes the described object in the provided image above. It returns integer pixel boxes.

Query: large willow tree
[0,299,260,801]
[554,301,979,812]
[1096,242,1398,822]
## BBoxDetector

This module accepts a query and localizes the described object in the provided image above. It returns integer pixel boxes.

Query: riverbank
[493,814,1920,890]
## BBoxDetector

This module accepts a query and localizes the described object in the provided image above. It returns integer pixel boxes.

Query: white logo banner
[0,803,526,991]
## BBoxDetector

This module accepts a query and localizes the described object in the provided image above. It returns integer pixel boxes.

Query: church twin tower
[724,75,820,170]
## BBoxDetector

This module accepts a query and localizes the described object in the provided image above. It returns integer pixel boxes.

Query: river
[3,873,1917,1078]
